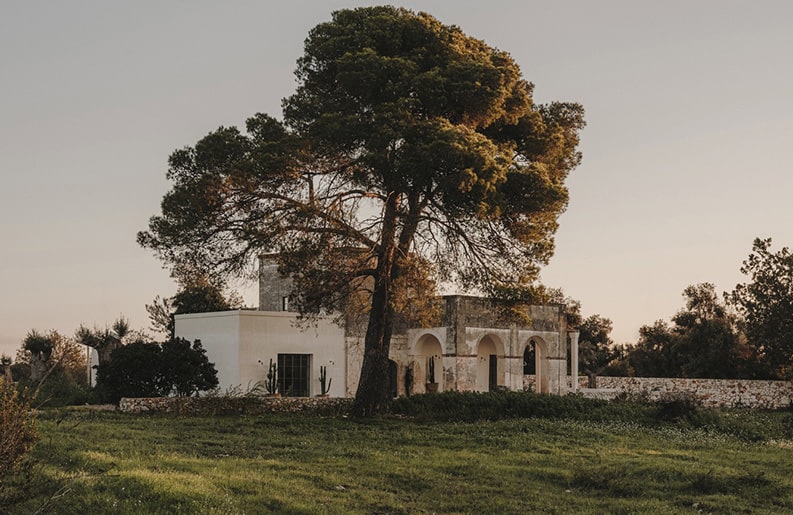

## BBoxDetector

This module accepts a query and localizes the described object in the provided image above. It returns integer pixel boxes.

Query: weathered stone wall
[258,254,294,312]
[119,396,353,416]
[579,376,793,409]
[441,296,564,332]
[341,334,409,397]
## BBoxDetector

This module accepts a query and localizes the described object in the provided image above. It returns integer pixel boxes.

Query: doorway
[488,354,497,391]
[476,335,502,392]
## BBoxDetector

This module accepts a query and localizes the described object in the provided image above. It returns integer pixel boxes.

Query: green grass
[3,407,793,514]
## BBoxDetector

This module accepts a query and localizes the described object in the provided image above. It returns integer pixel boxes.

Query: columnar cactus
[319,365,332,396]
[427,356,436,384]
[265,358,278,395]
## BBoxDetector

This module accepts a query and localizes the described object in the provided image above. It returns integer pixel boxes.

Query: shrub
[0,383,37,484]
[96,338,218,403]
[96,342,163,403]
[159,338,218,397]
[652,392,705,423]
[781,412,793,438]
[390,390,654,423]
[32,369,95,407]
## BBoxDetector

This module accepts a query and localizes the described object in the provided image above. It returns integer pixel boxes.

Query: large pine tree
[139,6,584,416]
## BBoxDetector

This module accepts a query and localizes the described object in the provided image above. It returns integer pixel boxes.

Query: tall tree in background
[75,317,135,368]
[672,283,755,378]
[146,276,242,337]
[20,330,54,382]
[139,6,584,415]
[578,315,621,388]
[627,284,758,378]
[627,320,676,378]
[729,238,793,378]
[16,330,86,384]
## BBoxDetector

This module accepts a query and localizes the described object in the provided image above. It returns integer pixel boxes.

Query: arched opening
[415,334,443,393]
[476,335,503,392]
[523,344,535,375]
[524,337,549,394]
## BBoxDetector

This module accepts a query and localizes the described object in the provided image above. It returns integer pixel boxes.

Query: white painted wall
[175,310,347,397]
[87,347,99,387]
[175,311,242,390]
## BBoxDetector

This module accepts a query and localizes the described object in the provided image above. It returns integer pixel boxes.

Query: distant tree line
[4,237,791,404]
[574,238,793,383]
[4,300,221,407]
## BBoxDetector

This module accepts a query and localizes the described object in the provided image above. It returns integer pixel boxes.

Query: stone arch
[523,336,550,393]
[476,334,505,392]
[415,333,444,393]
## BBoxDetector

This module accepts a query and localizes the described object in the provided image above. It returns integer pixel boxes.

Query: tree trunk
[585,370,598,389]
[352,193,400,417]
[29,354,48,382]
[352,272,396,416]
[96,342,121,368]
[352,334,393,416]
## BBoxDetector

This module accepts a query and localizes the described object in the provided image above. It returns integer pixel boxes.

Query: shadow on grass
[572,461,789,507]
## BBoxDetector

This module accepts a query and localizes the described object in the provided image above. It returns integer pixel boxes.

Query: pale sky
[2,1,792,358]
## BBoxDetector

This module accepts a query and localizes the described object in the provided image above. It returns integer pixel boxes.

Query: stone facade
[578,376,793,409]
[180,255,793,409]
[397,296,572,396]
[258,254,294,312]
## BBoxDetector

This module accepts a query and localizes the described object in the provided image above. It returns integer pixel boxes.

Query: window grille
[278,353,311,397]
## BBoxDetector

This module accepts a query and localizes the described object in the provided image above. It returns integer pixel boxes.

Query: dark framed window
[278,353,311,397]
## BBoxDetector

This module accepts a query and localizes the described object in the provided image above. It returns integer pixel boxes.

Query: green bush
[96,338,218,403]
[20,370,94,408]
[159,338,219,397]
[96,342,163,403]
[390,390,654,423]
[652,392,704,422]
[389,390,793,442]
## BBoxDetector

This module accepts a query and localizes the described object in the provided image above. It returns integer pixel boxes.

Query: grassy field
[2,406,793,514]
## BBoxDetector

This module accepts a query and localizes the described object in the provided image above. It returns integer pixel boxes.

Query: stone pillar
[568,331,579,392]
[509,324,519,390]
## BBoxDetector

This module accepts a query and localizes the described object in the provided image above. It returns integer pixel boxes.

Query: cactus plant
[427,356,436,384]
[265,358,278,395]
[319,365,332,396]
[425,356,439,393]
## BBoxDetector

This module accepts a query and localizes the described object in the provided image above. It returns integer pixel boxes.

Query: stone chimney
[258,254,294,312]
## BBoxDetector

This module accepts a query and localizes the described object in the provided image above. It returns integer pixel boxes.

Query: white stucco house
[175,256,580,398]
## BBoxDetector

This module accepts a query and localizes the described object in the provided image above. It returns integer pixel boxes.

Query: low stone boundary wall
[119,396,353,416]
[119,378,793,413]
[579,376,793,409]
